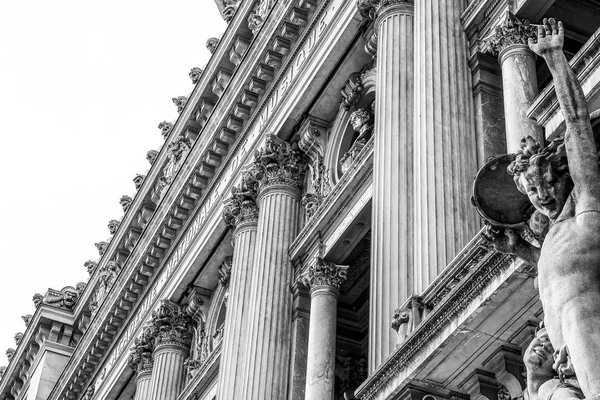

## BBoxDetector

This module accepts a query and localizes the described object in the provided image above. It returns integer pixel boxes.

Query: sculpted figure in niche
[486,19,600,398]
[349,108,373,145]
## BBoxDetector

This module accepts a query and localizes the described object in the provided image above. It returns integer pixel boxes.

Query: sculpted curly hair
[507,136,570,193]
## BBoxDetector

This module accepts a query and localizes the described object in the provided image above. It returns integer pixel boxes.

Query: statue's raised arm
[529,18,600,208]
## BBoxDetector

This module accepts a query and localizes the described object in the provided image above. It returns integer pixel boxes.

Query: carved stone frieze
[249,135,307,192]
[146,149,159,165]
[172,96,188,113]
[43,285,82,310]
[357,0,414,21]
[108,219,120,235]
[222,174,259,227]
[85,260,98,275]
[248,0,276,34]
[487,13,537,56]
[120,195,133,213]
[189,67,204,84]
[219,257,233,286]
[154,135,193,200]
[206,37,220,54]
[301,258,349,290]
[128,325,156,374]
[151,300,194,350]
[158,121,173,140]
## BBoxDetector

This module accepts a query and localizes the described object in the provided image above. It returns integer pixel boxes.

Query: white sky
[0,0,225,365]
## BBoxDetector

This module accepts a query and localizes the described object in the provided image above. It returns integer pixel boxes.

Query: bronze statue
[483,18,600,398]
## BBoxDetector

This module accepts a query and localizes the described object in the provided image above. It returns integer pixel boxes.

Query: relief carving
[247,0,276,34]
[128,325,156,374]
[155,135,192,200]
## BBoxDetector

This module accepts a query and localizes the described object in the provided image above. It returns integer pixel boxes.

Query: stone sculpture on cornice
[0,366,5,379]
[32,293,43,308]
[479,19,600,398]
[42,286,81,310]
[206,37,220,54]
[221,0,241,22]
[222,173,259,228]
[107,219,120,235]
[5,349,14,362]
[90,261,120,316]
[189,67,204,84]
[249,135,307,192]
[13,333,22,346]
[95,241,109,256]
[120,195,133,213]
[247,0,276,34]
[155,135,192,199]
[158,121,173,140]
[22,315,32,327]
[85,260,98,275]
[133,174,145,190]
[146,149,159,166]
[172,96,188,113]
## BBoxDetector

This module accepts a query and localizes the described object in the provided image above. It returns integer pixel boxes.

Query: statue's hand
[528,18,564,57]
[481,224,521,254]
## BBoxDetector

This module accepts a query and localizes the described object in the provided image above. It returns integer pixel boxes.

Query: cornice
[527,27,600,128]
[356,234,521,399]
[48,1,330,399]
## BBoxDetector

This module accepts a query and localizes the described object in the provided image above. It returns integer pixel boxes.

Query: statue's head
[349,108,370,132]
[62,288,78,309]
[508,137,572,220]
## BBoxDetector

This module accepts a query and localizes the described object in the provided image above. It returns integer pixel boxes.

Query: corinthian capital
[487,13,537,56]
[222,174,259,227]
[301,258,349,291]
[151,300,194,350]
[128,325,156,374]
[357,0,413,21]
[249,135,307,192]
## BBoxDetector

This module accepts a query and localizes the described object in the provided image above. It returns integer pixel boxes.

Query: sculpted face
[524,336,554,377]
[518,161,571,220]
[63,290,78,308]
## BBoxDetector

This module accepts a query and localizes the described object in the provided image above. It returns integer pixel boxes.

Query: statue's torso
[538,206,600,348]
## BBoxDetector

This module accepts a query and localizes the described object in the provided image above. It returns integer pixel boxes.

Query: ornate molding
[301,258,349,291]
[222,174,259,228]
[206,37,220,54]
[172,96,188,113]
[357,0,414,22]
[82,385,95,400]
[487,12,536,56]
[189,67,204,84]
[151,300,194,350]
[158,121,173,140]
[248,0,276,34]
[249,135,307,193]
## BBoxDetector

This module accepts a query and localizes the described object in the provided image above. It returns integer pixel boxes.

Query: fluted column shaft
[302,260,347,400]
[413,0,479,294]
[217,217,258,399]
[369,2,415,372]
[148,344,188,400]
[240,182,301,399]
[499,46,543,151]
[133,369,152,400]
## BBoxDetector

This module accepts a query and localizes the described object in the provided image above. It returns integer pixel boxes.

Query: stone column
[301,258,348,400]
[128,325,155,400]
[488,13,543,152]
[217,176,259,399]
[240,135,306,399]
[413,0,479,294]
[148,301,193,400]
[357,0,415,372]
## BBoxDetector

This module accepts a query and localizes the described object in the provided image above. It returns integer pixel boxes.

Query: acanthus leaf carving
[222,173,259,228]
[128,324,156,374]
[22,315,32,328]
[14,333,22,346]
[487,12,537,56]
[357,0,414,22]
[249,135,307,192]
[301,258,349,290]
[151,300,194,350]
[95,241,109,256]
[133,173,146,190]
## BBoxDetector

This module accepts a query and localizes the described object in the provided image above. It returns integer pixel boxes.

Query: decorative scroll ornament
[146,149,159,165]
[158,121,173,140]
[487,12,537,56]
[22,315,32,327]
[172,96,188,113]
[206,37,220,54]
[6,349,14,362]
[218,257,233,286]
[357,0,414,21]
[189,67,204,84]
[95,241,109,256]
[249,135,307,191]
[84,260,98,275]
[301,258,349,290]
[133,174,146,190]
[120,195,133,213]
[107,219,120,235]
[151,300,194,349]
[391,296,426,345]
[13,333,22,346]
[247,0,276,34]
[222,174,259,227]
[128,325,156,374]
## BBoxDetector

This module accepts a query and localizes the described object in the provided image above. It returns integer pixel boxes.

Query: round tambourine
[471,154,535,229]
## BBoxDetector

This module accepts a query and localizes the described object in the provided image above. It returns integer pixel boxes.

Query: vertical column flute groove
[368,1,415,373]
[413,0,479,294]
[149,345,188,400]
